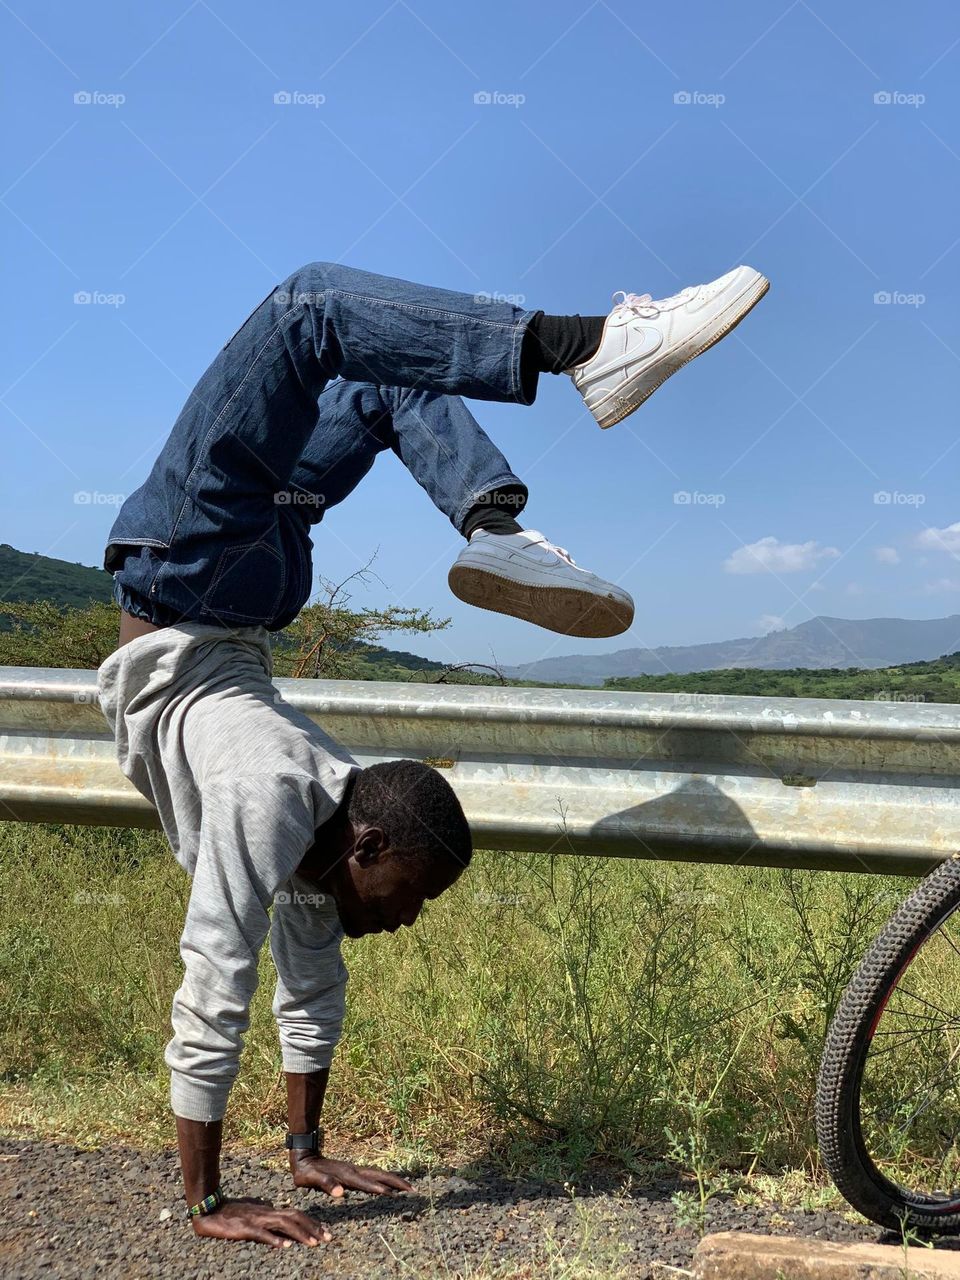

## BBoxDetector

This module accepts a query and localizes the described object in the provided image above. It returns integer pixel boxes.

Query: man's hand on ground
[290,1153,414,1197]
[282,1069,412,1196]
[191,1196,330,1248]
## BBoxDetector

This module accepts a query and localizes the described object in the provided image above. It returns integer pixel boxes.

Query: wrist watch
[285,1126,324,1156]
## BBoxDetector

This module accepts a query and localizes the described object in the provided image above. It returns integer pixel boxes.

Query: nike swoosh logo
[578,324,664,382]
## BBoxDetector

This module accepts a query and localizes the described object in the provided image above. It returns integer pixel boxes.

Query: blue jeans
[106,261,539,629]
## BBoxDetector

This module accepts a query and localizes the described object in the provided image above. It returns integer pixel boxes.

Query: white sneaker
[448,528,634,638]
[571,265,769,429]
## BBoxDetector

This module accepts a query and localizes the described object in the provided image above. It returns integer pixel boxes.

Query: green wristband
[186,1184,225,1219]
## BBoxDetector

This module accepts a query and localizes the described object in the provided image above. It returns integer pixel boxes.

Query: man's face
[330,827,465,939]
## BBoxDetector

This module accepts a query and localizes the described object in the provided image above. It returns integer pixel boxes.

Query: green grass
[0,819,920,1207]
[376,1184,639,1279]
[604,651,960,702]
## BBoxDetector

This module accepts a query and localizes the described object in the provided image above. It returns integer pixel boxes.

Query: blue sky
[3,1,960,669]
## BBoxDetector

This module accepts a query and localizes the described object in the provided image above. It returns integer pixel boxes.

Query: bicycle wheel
[817,853,960,1232]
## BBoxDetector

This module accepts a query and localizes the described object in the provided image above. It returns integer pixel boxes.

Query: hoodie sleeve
[163,774,320,1121]
[269,870,348,1075]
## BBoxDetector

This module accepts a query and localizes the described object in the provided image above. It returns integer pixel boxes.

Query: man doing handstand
[97,260,768,1247]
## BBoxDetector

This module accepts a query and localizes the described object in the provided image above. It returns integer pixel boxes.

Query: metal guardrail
[1,666,959,875]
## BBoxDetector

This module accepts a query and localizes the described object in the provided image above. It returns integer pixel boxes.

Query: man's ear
[353,824,389,866]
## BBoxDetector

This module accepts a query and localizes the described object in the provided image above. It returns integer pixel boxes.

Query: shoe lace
[526,531,577,566]
[611,286,697,318]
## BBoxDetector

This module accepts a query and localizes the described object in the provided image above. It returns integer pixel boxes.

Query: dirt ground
[2,1135,955,1279]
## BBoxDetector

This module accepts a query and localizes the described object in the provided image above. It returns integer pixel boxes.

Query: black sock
[521,311,606,377]
[461,484,528,540]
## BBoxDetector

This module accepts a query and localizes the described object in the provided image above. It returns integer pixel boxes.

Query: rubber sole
[594,274,771,429]
[448,563,634,638]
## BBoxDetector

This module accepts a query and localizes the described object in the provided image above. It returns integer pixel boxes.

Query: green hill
[604,653,960,703]
[0,543,452,679]
[309,639,449,681]
[0,543,114,609]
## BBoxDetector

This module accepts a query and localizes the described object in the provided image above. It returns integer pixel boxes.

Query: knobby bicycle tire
[816,853,960,1232]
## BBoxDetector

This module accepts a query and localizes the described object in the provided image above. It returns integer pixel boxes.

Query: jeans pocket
[203,537,286,625]
[104,536,170,575]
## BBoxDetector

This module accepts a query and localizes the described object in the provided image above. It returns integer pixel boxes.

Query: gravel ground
[2,1136,957,1280]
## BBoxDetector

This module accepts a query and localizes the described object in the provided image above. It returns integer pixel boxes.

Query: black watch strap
[285,1126,323,1155]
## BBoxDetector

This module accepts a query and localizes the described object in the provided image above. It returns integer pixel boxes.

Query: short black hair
[348,760,473,872]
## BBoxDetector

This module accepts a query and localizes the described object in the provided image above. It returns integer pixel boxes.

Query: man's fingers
[344,1170,402,1195]
[294,1158,414,1197]
[292,1210,330,1243]
[366,1169,414,1192]
[349,1166,413,1193]
[313,1172,346,1197]
[269,1210,327,1244]
[251,1227,288,1248]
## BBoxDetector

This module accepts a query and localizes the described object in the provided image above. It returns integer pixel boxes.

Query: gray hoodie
[97,623,360,1121]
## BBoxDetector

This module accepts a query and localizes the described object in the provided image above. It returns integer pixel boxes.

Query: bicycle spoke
[860,940,960,1196]
[893,985,957,1021]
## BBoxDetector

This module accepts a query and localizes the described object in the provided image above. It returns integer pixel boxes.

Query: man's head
[320,759,472,938]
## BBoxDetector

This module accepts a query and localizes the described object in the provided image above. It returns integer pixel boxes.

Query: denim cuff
[112,573,183,628]
[453,472,529,534]
[514,308,540,406]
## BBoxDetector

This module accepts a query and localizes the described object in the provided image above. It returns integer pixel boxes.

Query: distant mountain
[502,614,960,687]
[7,544,960,692]
[0,543,114,608]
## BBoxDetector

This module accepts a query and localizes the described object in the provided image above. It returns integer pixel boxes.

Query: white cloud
[845,581,866,596]
[724,536,840,575]
[757,614,787,633]
[917,523,960,554]
[922,577,960,594]
[874,546,900,565]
